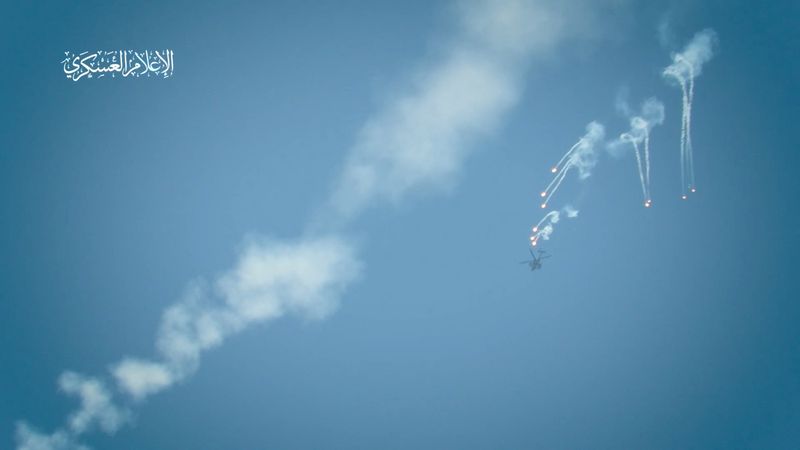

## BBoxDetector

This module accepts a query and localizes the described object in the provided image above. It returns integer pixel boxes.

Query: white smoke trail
[541,161,570,198]
[623,133,648,201]
[529,205,579,246]
[550,140,582,174]
[570,122,605,180]
[532,210,559,233]
[539,121,605,207]
[324,0,570,226]
[530,210,559,245]
[17,2,624,449]
[542,164,571,208]
[668,59,691,196]
[112,236,362,399]
[563,205,579,218]
[16,236,362,450]
[686,64,696,190]
[607,98,664,206]
[663,29,717,197]
[644,128,651,199]
[677,75,688,195]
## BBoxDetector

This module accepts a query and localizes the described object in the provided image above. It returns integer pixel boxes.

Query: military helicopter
[520,249,550,271]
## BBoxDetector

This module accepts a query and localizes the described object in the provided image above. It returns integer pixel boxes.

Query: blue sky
[1,1,799,449]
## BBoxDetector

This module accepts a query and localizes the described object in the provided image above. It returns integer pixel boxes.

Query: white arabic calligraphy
[62,50,174,81]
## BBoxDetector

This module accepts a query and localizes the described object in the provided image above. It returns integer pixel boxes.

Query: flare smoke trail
[539,122,605,209]
[16,1,622,449]
[529,205,579,247]
[633,116,653,203]
[621,132,648,202]
[541,164,571,208]
[644,131,651,194]
[550,141,582,174]
[533,123,602,249]
[671,59,692,196]
[607,98,665,207]
[663,29,717,198]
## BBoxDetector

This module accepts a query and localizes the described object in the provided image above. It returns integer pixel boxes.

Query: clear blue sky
[1,1,799,449]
